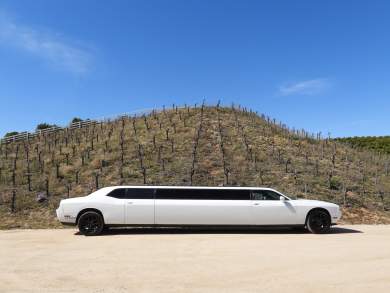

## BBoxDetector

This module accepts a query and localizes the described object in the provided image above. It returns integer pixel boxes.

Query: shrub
[71,117,83,123]
[330,177,342,190]
[4,131,19,137]
[36,123,57,130]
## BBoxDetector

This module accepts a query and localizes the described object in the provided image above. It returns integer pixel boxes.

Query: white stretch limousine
[56,186,341,235]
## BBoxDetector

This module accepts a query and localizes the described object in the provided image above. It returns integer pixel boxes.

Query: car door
[102,188,127,224]
[155,188,252,225]
[251,190,300,225]
[125,188,155,224]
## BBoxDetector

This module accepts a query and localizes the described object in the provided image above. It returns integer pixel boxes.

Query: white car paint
[125,197,155,224]
[155,199,252,225]
[56,186,341,227]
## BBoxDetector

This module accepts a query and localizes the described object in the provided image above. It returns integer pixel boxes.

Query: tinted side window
[107,188,127,199]
[125,188,154,199]
[209,190,249,200]
[252,190,281,200]
[156,189,250,200]
[155,189,183,199]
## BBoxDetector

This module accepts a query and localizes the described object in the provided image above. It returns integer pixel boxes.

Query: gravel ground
[1,225,390,293]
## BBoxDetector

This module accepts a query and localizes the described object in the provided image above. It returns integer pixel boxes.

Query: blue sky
[1,0,390,137]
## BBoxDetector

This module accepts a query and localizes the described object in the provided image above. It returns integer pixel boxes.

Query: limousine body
[56,186,341,235]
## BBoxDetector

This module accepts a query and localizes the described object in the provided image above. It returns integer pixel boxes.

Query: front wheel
[306,210,331,234]
[78,211,104,236]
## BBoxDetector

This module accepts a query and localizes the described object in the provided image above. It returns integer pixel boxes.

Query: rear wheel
[78,211,104,236]
[306,209,331,234]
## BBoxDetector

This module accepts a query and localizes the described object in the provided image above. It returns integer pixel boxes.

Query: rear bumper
[60,221,77,226]
[56,206,77,225]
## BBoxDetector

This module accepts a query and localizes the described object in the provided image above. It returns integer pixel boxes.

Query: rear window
[107,188,127,199]
[107,188,154,199]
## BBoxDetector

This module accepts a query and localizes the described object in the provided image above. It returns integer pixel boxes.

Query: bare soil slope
[1,106,390,227]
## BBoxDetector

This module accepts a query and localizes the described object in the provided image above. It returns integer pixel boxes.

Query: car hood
[291,199,339,208]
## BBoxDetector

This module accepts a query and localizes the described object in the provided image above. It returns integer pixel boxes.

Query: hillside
[335,136,390,154]
[0,105,390,228]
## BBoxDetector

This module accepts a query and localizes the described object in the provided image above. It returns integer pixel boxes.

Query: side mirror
[280,196,286,201]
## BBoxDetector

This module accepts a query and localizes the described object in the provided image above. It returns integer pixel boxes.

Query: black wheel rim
[309,212,330,231]
[80,215,100,235]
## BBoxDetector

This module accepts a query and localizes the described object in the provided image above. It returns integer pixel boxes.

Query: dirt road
[1,225,390,293]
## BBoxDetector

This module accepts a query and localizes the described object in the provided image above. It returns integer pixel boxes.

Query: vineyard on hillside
[0,104,390,228]
[335,136,390,154]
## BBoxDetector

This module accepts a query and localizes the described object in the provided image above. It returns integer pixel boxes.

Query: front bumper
[331,208,342,224]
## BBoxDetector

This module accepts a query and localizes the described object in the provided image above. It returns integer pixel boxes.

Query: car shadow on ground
[74,226,362,236]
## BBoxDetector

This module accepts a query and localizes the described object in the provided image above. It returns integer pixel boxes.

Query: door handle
[253,203,259,206]
[127,202,133,204]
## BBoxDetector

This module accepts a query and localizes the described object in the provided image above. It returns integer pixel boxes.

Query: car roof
[103,186,276,191]
[94,186,290,199]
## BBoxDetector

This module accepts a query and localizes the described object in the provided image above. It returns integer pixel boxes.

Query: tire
[78,211,104,236]
[306,209,331,234]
